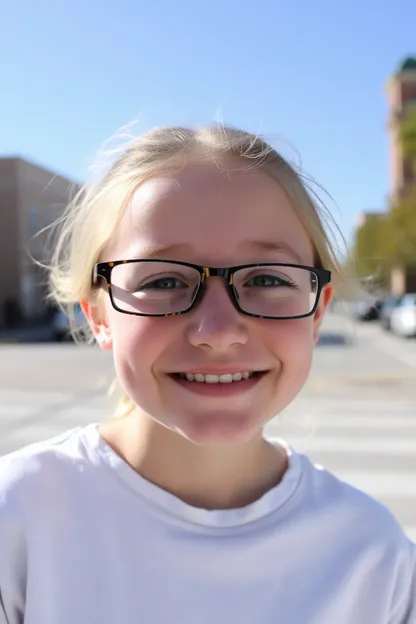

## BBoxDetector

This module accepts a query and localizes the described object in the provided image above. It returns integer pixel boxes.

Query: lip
[170,368,267,375]
[168,371,268,397]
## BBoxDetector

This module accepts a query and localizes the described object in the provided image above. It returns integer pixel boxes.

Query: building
[0,157,78,326]
[386,56,416,294]
[387,56,416,199]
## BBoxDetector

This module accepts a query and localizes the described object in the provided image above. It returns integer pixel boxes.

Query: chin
[176,413,263,447]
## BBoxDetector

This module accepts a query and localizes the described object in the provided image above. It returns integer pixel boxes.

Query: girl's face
[88,162,332,446]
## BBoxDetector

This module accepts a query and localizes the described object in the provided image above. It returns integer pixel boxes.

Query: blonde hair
[48,123,349,418]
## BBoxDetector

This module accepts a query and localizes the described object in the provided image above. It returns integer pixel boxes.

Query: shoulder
[0,427,91,512]
[297,452,416,618]
[0,427,92,618]
[0,425,94,553]
[296,450,413,548]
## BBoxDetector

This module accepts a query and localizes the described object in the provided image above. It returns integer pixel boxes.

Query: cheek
[107,308,178,391]
[110,310,170,361]
[264,318,314,370]
[107,310,174,412]
[266,319,315,410]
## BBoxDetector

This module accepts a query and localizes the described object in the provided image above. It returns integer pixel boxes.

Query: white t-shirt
[0,424,414,624]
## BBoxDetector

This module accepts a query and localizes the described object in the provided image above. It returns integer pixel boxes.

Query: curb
[0,338,23,344]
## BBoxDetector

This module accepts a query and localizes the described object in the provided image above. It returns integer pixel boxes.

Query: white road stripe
[282,399,415,412]
[333,472,416,498]
[278,416,416,429]
[269,436,416,455]
[0,405,35,417]
[0,391,73,404]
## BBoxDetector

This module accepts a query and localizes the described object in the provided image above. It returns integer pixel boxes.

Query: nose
[186,278,249,352]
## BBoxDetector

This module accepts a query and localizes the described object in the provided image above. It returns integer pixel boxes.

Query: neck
[100,411,288,510]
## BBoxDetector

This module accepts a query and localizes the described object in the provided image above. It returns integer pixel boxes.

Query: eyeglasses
[93,259,331,320]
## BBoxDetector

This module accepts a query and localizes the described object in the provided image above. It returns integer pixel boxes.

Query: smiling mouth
[171,371,267,384]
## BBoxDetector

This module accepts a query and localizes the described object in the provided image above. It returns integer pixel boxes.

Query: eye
[138,277,188,291]
[245,274,296,288]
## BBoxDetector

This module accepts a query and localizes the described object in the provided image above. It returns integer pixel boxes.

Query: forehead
[107,162,314,264]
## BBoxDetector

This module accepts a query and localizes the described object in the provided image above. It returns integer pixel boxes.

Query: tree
[352,214,391,284]
[385,186,416,268]
[351,103,416,281]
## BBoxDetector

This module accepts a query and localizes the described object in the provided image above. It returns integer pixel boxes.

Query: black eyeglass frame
[93,259,331,320]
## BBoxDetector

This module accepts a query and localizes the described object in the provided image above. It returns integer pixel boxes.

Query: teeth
[206,374,224,384]
[181,372,254,384]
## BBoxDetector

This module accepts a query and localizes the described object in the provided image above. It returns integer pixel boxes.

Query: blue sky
[1,0,415,253]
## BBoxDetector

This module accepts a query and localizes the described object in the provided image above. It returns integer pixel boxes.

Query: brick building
[386,56,416,294]
[0,157,77,326]
[387,57,416,197]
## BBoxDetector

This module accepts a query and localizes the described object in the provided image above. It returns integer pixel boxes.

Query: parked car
[350,299,383,321]
[390,294,416,338]
[379,295,403,330]
[51,304,87,341]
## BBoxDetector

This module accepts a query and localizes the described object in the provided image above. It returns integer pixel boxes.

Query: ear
[80,299,113,350]
[312,284,333,344]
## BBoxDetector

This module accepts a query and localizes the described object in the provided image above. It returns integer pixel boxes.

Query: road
[0,312,415,541]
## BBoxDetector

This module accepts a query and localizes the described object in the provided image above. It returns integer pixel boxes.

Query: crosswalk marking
[282,416,416,428]
[0,390,73,405]
[270,437,416,455]
[0,405,35,417]
[0,391,414,544]
[265,395,415,543]
[279,398,415,412]
[319,472,416,498]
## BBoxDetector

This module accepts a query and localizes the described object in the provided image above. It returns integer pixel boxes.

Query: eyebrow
[243,241,305,264]
[134,243,193,258]
[131,241,305,264]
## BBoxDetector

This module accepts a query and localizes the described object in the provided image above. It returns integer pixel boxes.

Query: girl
[0,124,414,623]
